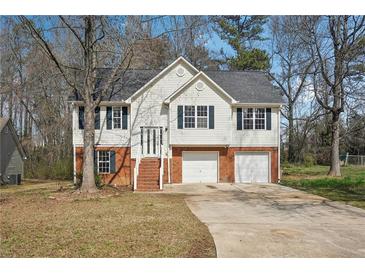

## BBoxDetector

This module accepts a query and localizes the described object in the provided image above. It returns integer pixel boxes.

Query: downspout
[167,103,171,184]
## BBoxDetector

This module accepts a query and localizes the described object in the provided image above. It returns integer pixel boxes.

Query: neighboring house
[70,57,284,191]
[0,117,26,185]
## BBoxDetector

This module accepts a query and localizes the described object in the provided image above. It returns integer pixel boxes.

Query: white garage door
[182,152,218,183]
[235,152,269,183]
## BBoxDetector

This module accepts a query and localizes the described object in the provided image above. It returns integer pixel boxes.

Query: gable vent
[196,81,204,91]
[176,67,185,77]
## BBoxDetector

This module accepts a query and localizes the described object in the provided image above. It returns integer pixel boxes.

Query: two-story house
[71,57,283,191]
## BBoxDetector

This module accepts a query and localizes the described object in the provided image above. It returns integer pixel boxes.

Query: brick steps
[136,158,161,192]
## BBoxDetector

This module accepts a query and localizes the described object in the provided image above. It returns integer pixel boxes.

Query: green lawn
[0,181,216,258]
[281,165,365,209]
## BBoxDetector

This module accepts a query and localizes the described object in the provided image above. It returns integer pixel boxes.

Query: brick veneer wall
[170,146,278,184]
[75,147,131,186]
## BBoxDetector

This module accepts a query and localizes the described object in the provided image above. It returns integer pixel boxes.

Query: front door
[140,126,163,157]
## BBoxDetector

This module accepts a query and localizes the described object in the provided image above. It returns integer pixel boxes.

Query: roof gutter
[232,102,284,107]
[69,100,129,106]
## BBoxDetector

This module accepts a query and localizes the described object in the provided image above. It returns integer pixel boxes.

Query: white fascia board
[232,103,283,107]
[71,101,129,106]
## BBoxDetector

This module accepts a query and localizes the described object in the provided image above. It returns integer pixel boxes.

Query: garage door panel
[235,152,269,183]
[183,152,218,183]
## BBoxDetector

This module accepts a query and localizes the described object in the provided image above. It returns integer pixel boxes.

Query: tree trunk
[328,111,341,176]
[80,16,98,193]
[287,103,295,163]
[80,103,97,193]
[0,95,4,117]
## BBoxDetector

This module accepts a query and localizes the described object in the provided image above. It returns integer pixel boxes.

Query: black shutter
[177,105,183,129]
[237,108,242,130]
[95,107,100,129]
[106,106,112,129]
[78,106,84,129]
[122,106,128,129]
[209,106,214,129]
[110,150,116,173]
[266,108,272,130]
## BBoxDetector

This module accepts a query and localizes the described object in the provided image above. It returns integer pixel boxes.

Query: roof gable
[0,118,26,159]
[125,56,199,102]
[164,72,237,104]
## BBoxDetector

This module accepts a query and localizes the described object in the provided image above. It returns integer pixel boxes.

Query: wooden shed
[0,117,26,185]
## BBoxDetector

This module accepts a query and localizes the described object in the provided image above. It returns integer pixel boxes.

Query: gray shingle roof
[205,70,284,104]
[69,69,283,104]
[69,69,162,101]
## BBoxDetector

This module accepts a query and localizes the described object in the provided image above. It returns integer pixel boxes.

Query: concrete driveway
[164,183,365,257]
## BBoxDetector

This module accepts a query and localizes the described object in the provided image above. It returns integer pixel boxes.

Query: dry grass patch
[0,181,216,258]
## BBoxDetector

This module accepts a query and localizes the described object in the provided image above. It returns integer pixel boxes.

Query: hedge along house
[70,57,284,191]
[0,117,27,185]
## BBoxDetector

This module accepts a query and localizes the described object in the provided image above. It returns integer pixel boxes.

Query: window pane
[197,117,207,128]
[197,106,207,117]
[113,107,121,129]
[255,108,265,118]
[243,108,253,118]
[243,119,253,129]
[184,117,195,128]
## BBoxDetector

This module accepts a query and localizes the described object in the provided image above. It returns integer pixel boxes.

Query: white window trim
[242,108,266,131]
[112,106,121,129]
[183,105,209,129]
[97,150,111,174]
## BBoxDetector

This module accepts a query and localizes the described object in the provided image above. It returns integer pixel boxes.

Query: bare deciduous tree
[302,16,365,176]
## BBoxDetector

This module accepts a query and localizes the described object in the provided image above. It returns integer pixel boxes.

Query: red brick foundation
[75,146,131,186]
[170,146,278,184]
[76,146,278,187]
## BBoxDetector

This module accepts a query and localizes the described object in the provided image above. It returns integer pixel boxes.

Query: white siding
[170,76,232,145]
[71,61,280,152]
[231,107,279,147]
[130,63,196,158]
[72,106,130,146]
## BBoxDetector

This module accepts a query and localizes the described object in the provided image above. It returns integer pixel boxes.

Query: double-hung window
[184,106,195,128]
[243,108,254,129]
[254,108,265,129]
[97,151,110,174]
[113,107,121,129]
[242,108,265,130]
[184,105,209,129]
[197,106,208,128]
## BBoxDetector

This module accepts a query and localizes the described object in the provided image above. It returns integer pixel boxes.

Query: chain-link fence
[340,153,365,166]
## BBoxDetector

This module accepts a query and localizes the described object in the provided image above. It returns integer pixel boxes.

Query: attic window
[176,67,185,77]
[196,81,204,91]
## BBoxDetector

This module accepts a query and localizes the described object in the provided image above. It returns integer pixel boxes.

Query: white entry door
[182,152,218,183]
[141,127,162,157]
[235,152,269,183]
